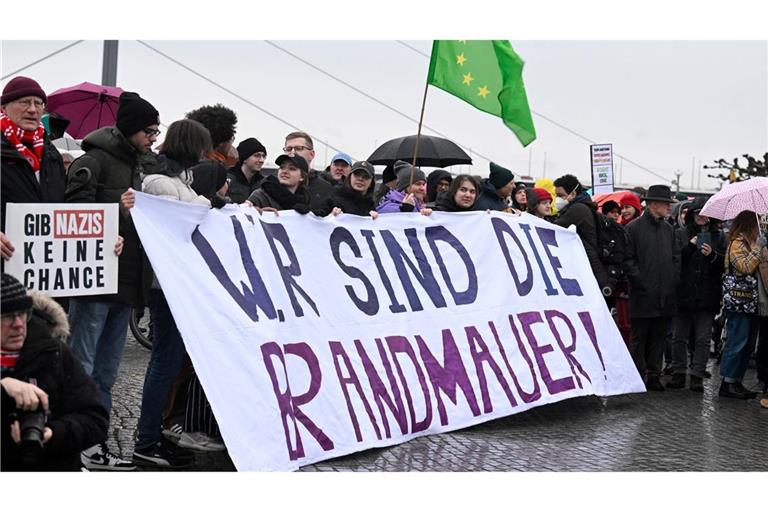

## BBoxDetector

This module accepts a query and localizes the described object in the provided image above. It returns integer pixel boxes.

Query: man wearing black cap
[226,137,267,204]
[63,91,160,470]
[1,76,67,263]
[474,162,516,211]
[2,273,109,470]
[623,184,681,391]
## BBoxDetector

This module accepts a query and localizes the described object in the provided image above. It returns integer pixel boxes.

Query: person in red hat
[619,193,643,225]
[525,187,554,219]
[1,76,67,262]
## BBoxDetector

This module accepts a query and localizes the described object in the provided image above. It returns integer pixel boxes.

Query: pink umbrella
[699,177,768,220]
[46,82,124,139]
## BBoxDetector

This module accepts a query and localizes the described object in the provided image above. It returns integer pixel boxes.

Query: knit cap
[116,92,160,137]
[1,274,33,314]
[394,160,426,191]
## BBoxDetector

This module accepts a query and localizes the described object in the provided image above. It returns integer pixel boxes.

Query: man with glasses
[283,131,333,211]
[2,273,109,470]
[227,137,268,204]
[1,76,67,263]
[63,91,160,470]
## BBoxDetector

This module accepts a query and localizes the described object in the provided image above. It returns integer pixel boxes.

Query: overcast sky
[2,12,766,192]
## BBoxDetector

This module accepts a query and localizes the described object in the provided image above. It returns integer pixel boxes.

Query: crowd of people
[2,76,767,471]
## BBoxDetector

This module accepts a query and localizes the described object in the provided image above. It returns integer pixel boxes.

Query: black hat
[382,164,397,183]
[394,160,426,191]
[642,184,675,203]
[602,200,621,214]
[488,162,515,189]
[237,137,267,163]
[350,160,375,179]
[1,274,33,315]
[116,92,160,137]
[275,154,309,174]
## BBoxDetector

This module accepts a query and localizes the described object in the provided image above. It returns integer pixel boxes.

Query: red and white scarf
[1,112,45,174]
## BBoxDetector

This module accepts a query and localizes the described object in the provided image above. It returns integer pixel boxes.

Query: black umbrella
[367,134,472,167]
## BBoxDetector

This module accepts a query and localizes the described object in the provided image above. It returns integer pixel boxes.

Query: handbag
[722,241,759,314]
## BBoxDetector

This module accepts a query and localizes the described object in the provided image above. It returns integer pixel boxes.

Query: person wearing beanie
[511,183,528,211]
[224,137,267,203]
[375,163,398,204]
[1,76,67,256]
[474,161,516,211]
[63,89,161,471]
[601,200,622,222]
[376,160,429,214]
[525,187,553,219]
[1,273,110,471]
[619,193,643,225]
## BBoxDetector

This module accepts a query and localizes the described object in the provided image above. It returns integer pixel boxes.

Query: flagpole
[410,78,430,186]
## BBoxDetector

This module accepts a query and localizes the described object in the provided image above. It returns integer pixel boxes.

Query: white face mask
[554,196,569,211]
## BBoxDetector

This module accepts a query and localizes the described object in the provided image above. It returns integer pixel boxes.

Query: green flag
[427,40,537,147]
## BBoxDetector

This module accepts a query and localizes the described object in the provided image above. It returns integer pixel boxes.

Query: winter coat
[64,126,151,307]
[473,179,508,211]
[1,293,109,471]
[1,133,66,231]
[316,183,376,217]
[426,169,452,203]
[142,155,211,206]
[226,166,264,204]
[674,217,725,312]
[434,192,474,212]
[624,210,681,318]
[554,192,611,292]
[307,170,334,212]
[376,188,424,214]
[247,175,313,212]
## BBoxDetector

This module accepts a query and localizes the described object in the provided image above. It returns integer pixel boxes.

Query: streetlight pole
[102,41,119,86]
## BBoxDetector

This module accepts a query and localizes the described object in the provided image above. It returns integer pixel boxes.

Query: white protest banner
[4,203,119,297]
[131,192,644,471]
[591,143,615,195]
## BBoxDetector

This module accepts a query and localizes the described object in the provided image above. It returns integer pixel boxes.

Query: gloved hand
[210,194,230,209]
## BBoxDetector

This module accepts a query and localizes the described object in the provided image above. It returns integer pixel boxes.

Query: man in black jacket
[473,162,515,211]
[623,185,681,391]
[0,77,66,263]
[2,273,109,471]
[64,91,159,470]
[226,137,267,203]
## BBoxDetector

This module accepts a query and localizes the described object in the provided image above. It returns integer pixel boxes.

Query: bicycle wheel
[130,306,153,350]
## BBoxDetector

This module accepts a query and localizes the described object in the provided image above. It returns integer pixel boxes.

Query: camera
[11,406,48,466]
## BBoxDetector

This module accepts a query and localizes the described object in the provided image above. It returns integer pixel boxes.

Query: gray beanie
[394,160,426,191]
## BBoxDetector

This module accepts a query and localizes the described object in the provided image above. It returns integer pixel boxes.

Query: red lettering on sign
[53,210,105,239]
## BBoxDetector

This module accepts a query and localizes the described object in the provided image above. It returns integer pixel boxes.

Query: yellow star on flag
[462,72,474,85]
[458,40,467,44]
[456,53,467,66]
[477,85,490,98]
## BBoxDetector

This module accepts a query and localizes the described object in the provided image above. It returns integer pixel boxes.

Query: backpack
[591,209,631,286]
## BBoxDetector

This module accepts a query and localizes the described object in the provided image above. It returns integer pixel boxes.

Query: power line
[395,40,670,183]
[1,41,85,80]
[263,40,496,165]
[135,40,347,157]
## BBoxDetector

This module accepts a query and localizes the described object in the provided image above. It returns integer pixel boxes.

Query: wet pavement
[108,333,767,472]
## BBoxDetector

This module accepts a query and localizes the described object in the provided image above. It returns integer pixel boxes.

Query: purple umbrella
[700,177,768,220]
[46,82,124,139]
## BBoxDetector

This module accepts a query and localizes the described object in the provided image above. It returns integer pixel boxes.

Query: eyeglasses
[283,145,312,153]
[143,128,161,137]
[15,98,45,110]
[1,309,31,324]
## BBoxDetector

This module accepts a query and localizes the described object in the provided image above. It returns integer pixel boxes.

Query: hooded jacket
[1,293,109,471]
[674,198,725,312]
[64,126,151,307]
[376,188,424,214]
[1,133,66,232]
[473,179,508,211]
[426,169,452,203]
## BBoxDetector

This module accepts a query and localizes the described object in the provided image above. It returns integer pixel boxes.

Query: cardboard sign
[591,144,615,195]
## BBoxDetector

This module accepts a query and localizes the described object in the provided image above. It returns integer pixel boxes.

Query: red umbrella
[46,82,124,139]
[592,190,637,208]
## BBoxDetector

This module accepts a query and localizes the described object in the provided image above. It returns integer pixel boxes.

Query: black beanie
[488,161,514,189]
[1,273,33,314]
[382,164,397,183]
[237,137,267,163]
[394,160,426,191]
[116,92,159,137]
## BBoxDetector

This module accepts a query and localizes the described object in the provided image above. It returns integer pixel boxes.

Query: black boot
[667,374,686,389]
[718,380,755,399]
